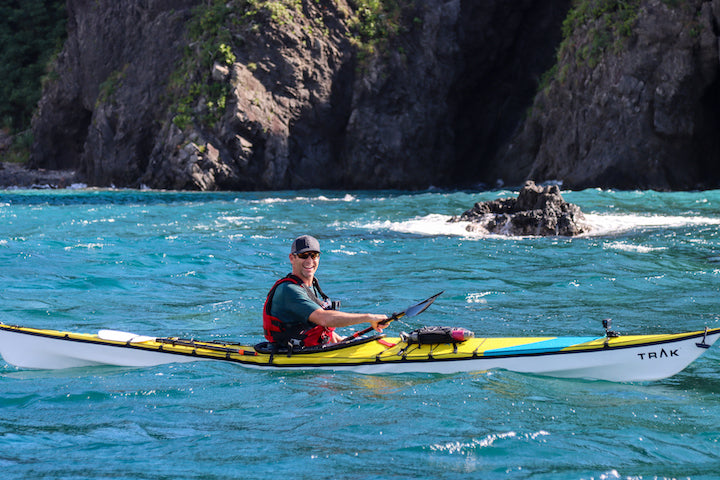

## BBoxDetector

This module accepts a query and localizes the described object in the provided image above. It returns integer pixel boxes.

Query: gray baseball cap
[291,235,320,254]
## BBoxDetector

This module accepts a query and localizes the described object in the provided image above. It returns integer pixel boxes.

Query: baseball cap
[291,235,320,254]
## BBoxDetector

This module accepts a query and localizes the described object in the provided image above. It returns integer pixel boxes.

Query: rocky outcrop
[0,162,78,189]
[497,0,720,190]
[29,0,569,190]
[450,181,589,236]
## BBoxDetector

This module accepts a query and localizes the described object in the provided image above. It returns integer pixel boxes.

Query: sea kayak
[1,323,718,382]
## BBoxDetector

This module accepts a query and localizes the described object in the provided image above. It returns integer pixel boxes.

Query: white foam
[602,241,665,253]
[356,212,720,239]
[217,215,262,225]
[317,194,357,202]
[466,292,490,304]
[254,194,357,204]
[361,214,475,237]
[583,213,720,236]
[430,430,550,453]
[64,243,105,250]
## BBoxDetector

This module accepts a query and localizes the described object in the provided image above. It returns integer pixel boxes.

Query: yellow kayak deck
[2,323,716,368]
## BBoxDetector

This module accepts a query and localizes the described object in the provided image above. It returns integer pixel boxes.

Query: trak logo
[637,348,679,360]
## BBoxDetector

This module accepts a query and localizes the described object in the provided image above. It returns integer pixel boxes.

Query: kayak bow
[1,323,718,382]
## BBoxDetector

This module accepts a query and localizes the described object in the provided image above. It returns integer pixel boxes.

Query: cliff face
[30,0,569,190]
[499,0,720,190]
[32,0,720,191]
[30,0,196,184]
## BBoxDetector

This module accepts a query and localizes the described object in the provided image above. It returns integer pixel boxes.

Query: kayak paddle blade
[399,291,443,319]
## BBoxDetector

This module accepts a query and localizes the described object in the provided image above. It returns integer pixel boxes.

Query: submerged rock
[450,181,589,236]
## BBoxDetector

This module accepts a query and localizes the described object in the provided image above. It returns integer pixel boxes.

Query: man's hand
[369,314,391,332]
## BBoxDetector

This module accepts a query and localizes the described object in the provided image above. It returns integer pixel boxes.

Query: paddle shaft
[344,291,443,341]
[345,312,404,341]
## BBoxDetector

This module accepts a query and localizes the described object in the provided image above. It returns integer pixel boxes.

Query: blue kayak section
[483,337,602,356]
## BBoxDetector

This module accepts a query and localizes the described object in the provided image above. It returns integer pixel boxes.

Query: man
[263,235,388,347]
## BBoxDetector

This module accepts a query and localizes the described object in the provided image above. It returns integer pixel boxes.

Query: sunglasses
[295,252,320,260]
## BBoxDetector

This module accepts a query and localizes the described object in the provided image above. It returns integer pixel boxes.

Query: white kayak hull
[335,335,709,381]
[1,324,718,382]
[0,327,206,369]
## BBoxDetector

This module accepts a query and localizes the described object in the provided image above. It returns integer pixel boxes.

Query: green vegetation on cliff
[0,0,66,164]
[0,0,66,134]
[167,0,237,131]
[560,0,639,67]
[348,0,415,67]
[541,0,705,94]
[348,0,406,43]
[538,0,640,93]
[167,0,412,132]
[168,0,308,131]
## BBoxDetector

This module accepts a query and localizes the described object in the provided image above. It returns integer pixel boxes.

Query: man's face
[289,251,320,282]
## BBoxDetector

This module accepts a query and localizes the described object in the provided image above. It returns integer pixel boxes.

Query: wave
[253,193,357,204]
[360,214,472,237]
[357,213,720,239]
[583,213,720,236]
[429,430,550,453]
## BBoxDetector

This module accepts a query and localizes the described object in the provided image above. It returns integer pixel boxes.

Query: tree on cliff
[0,0,66,133]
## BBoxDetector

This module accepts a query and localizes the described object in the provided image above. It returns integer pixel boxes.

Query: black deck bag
[400,326,474,345]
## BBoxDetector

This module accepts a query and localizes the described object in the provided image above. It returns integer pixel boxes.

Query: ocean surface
[1,187,719,479]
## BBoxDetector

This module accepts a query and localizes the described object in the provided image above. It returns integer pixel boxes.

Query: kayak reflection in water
[262,235,388,347]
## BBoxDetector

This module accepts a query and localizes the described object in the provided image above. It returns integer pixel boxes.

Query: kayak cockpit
[253,334,389,356]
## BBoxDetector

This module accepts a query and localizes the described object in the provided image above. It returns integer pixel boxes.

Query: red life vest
[262,274,335,347]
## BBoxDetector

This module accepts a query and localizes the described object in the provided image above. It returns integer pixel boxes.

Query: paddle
[343,291,443,341]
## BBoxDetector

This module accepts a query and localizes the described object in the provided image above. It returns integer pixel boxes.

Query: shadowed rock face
[28,1,720,191]
[496,0,720,191]
[28,0,570,190]
[450,181,590,236]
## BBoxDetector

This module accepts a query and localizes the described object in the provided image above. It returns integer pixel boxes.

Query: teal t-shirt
[270,281,323,330]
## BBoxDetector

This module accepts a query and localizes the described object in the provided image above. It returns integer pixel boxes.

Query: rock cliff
[498,0,720,190]
[29,0,568,190]
[30,0,197,183]
[28,0,720,191]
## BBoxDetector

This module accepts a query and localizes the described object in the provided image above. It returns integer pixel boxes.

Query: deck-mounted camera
[602,319,620,338]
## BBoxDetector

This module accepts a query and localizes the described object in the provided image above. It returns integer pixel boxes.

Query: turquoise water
[1,187,719,479]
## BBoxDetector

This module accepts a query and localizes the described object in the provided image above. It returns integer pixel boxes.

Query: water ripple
[2,188,720,479]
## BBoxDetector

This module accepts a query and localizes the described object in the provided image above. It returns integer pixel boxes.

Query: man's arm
[308,308,388,332]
